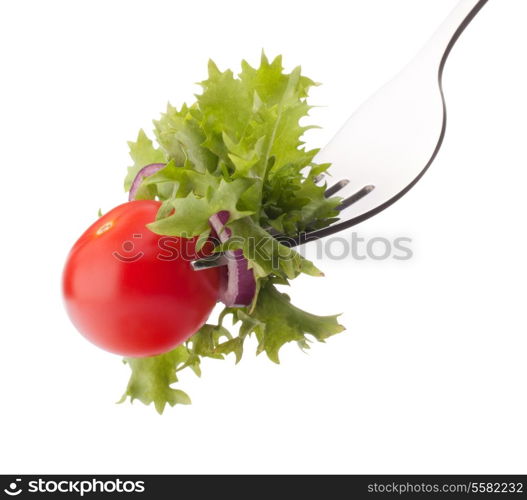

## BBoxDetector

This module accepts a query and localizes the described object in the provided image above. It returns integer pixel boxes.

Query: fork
[192,0,489,270]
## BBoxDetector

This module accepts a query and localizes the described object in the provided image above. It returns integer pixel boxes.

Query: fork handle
[413,0,488,73]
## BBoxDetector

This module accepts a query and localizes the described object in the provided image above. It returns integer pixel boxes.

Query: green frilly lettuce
[119,53,345,413]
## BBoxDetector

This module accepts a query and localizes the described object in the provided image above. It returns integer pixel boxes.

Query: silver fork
[193,0,489,270]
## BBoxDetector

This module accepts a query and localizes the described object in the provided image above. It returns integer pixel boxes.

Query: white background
[0,0,525,474]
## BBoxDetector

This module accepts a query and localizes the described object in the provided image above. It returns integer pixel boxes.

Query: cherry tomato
[63,200,220,357]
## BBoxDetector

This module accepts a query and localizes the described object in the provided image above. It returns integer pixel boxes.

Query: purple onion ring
[209,211,256,307]
[128,163,166,201]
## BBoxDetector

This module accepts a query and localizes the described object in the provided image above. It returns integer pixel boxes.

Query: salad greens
[120,53,345,413]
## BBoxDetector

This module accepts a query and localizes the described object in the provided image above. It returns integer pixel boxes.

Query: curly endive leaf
[125,129,166,191]
[120,54,346,412]
[214,282,345,364]
[119,346,191,414]
[119,324,231,413]
[252,282,345,363]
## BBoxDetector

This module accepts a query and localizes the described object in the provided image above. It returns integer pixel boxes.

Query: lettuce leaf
[119,53,345,413]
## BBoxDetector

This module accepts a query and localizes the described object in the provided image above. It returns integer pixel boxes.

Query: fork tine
[324,179,350,197]
[193,183,376,270]
[338,185,375,211]
[191,254,228,271]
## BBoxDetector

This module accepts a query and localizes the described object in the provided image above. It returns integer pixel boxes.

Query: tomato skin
[63,200,220,357]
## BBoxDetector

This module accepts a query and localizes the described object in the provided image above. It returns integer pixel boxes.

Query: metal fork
[193,0,489,270]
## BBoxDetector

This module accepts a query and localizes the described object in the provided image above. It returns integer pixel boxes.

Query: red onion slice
[128,163,166,201]
[209,211,256,307]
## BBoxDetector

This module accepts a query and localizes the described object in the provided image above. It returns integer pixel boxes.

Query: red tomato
[63,200,220,357]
